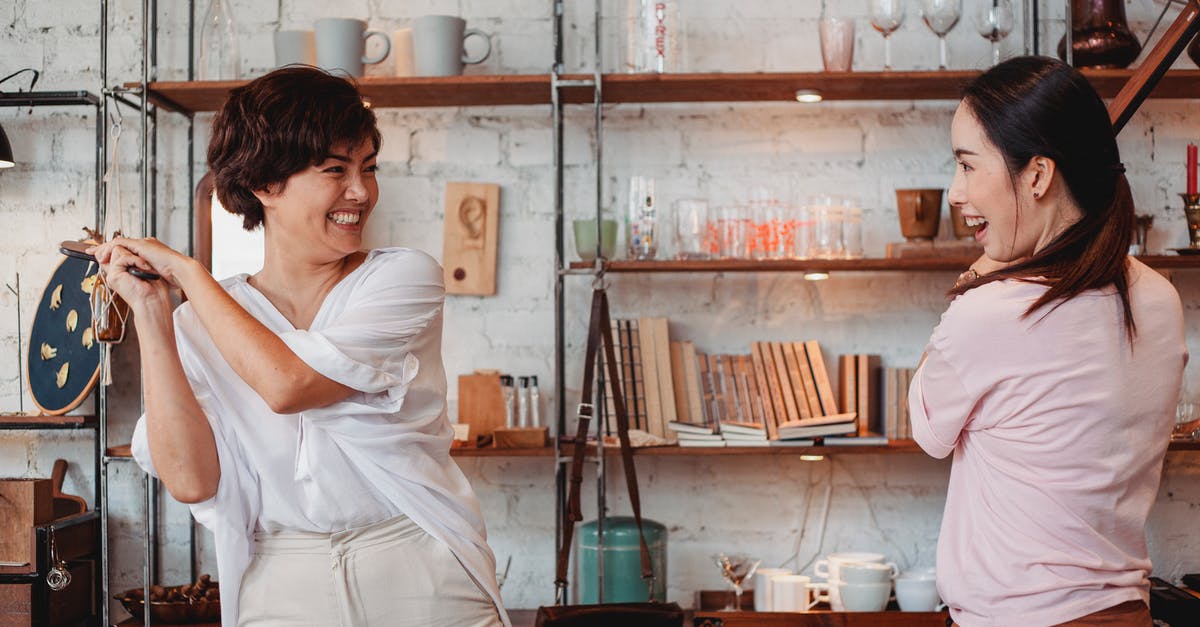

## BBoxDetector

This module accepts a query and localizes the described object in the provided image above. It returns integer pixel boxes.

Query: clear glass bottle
[626,176,658,260]
[198,0,240,80]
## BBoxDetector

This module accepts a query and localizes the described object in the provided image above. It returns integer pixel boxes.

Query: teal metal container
[578,516,667,603]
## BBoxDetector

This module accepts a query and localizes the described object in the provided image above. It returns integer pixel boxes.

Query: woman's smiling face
[948,102,1073,264]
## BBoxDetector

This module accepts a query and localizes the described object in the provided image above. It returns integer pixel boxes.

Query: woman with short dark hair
[93,66,509,627]
[911,56,1185,626]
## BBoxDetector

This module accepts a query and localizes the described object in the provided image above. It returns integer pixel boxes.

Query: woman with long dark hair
[91,67,508,627]
[910,56,1186,625]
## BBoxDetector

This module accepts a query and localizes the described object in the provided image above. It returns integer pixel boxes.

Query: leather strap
[555,288,656,602]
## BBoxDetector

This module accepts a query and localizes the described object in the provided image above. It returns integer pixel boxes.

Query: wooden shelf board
[692,609,947,626]
[140,69,1200,114]
[119,614,220,619]
[451,446,556,457]
[1169,439,1200,451]
[140,74,558,113]
[106,444,133,458]
[0,413,96,429]
[567,255,1200,273]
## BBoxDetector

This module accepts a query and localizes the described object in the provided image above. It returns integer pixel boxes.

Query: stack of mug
[273,15,492,78]
[753,552,944,613]
[814,552,897,612]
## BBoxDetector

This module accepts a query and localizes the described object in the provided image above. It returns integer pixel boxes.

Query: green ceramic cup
[573,219,618,261]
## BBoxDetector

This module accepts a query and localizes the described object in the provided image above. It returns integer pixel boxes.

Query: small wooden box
[0,512,99,626]
[0,480,53,574]
[0,561,94,627]
[493,427,549,449]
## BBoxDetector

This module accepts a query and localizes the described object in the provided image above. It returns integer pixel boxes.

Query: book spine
[638,317,664,438]
[654,318,678,429]
[770,342,802,423]
[750,342,779,440]
[793,341,823,418]
[781,342,813,420]
[806,340,839,416]
[683,342,705,426]
[840,354,860,436]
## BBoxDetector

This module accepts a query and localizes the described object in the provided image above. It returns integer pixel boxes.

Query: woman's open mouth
[964,215,988,241]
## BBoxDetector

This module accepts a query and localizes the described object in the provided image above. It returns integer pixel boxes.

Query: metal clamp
[576,402,594,420]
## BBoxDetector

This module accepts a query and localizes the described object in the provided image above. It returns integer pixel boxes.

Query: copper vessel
[1057,0,1142,69]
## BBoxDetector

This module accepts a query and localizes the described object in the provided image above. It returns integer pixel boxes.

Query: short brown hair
[207,66,381,230]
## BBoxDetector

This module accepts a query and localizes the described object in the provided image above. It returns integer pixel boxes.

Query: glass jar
[90,273,129,344]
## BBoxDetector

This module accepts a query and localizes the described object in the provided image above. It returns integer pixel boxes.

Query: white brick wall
[3,0,1200,618]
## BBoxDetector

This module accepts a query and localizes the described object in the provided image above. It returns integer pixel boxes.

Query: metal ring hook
[591,268,609,291]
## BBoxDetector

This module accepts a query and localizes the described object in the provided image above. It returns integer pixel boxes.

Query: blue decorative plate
[26,256,101,415]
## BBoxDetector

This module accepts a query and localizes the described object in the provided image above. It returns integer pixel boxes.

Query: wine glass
[714,553,761,611]
[973,0,1014,66]
[921,0,962,70]
[869,0,907,70]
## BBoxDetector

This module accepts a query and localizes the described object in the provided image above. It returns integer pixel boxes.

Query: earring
[1033,191,1041,199]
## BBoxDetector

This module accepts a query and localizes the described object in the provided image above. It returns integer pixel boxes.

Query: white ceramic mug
[895,572,944,612]
[753,568,792,612]
[273,30,316,67]
[838,580,892,612]
[840,561,895,584]
[393,27,415,77]
[315,18,391,78]
[412,15,491,76]
[771,575,820,612]
[813,552,897,611]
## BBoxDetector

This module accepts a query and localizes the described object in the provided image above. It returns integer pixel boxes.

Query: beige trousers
[239,513,503,627]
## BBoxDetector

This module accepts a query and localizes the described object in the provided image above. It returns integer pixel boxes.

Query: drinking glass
[673,198,711,260]
[973,0,1014,66]
[808,194,846,259]
[842,206,864,259]
[716,205,749,259]
[714,553,761,611]
[869,0,907,70]
[920,0,961,70]
[627,176,658,260]
[819,17,856,72]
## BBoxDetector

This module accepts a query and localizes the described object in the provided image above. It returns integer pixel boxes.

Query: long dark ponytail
[950,56,1135,337]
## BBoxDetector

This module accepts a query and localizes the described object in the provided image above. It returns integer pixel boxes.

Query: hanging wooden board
[26,256,102,415]
[442,182,500,296]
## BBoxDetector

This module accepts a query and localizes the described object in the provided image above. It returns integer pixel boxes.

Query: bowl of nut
[115,574,220,623]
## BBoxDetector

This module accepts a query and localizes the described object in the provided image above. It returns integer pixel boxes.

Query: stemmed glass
[869,0,907,70]
[973,0,1014,66]
[921,0,962,70]
[714,553,761,611]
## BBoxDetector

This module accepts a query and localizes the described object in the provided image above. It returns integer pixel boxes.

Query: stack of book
[597,317,891,448]
[881,366,918,440]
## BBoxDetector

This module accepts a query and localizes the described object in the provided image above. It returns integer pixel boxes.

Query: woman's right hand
[91,241,172,314]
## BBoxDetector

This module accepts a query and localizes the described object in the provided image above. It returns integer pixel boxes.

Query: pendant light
[0,122,13,168]
[0,69,41,169]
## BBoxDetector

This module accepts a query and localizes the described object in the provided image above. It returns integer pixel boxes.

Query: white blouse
[131,248,509,627]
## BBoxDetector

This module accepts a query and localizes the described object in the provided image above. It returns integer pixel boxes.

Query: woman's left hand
[90,237,192,287]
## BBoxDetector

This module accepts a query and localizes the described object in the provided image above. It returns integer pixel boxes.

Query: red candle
[1189,143,1198,195]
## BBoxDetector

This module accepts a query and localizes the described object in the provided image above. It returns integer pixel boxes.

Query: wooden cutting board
[442,182,500,295]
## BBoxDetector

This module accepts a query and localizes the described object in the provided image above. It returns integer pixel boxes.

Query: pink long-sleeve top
[909,258,1186,626]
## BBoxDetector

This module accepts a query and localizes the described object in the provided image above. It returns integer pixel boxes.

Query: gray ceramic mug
[412,15,491,76]
[273,30,316,67]
[315,18,391,78]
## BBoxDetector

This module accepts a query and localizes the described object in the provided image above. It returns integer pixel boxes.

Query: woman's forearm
[172,259,351,414]
[134,299,220,504]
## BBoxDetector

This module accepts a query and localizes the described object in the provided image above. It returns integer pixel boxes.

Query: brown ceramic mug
[896,188,944,241]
